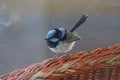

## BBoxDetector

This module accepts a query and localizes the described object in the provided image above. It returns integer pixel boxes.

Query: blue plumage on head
[46,30,56,39]
[58,27,65,39]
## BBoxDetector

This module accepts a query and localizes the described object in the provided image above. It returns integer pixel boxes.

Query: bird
[45,15,88,58]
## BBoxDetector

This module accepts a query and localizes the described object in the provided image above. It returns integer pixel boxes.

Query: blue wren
[45,15,88,56]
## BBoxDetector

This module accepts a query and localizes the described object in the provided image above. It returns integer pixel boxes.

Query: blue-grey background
[0,0,120,75]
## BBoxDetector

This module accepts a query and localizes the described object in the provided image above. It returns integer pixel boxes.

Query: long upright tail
[70,15,88,32]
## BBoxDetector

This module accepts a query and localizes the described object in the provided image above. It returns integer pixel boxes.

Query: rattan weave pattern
[0,44,120,80]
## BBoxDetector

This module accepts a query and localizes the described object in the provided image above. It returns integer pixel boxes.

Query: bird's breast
[49,41,75,53]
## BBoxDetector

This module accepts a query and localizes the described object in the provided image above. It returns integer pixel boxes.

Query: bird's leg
[63,53,70,62]
[53,53,58,60]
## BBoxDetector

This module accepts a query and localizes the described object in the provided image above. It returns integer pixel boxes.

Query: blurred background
[0,0,120,75]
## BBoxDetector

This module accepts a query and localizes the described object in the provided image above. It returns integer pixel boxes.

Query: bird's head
[45,27,66,48]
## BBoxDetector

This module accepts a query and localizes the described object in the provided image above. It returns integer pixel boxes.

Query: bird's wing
[65,31,81,43]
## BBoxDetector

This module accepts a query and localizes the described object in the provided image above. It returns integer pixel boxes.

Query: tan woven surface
[0,44,120,80]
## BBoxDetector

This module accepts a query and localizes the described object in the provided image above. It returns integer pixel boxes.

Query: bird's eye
[53,28,66,41]
[47,39,59,48]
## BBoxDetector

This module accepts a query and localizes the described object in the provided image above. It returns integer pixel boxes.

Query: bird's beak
[44,38,47,40]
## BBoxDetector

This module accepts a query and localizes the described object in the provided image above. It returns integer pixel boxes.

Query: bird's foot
[52,53,58,61]
[63,54,70,62]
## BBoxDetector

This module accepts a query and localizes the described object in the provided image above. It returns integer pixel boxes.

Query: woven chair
[0,44,120,80]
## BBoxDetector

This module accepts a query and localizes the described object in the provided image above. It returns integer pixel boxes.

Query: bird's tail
[70,15,88,32]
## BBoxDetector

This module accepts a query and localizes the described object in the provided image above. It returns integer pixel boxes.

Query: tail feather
[70,15,88,32]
